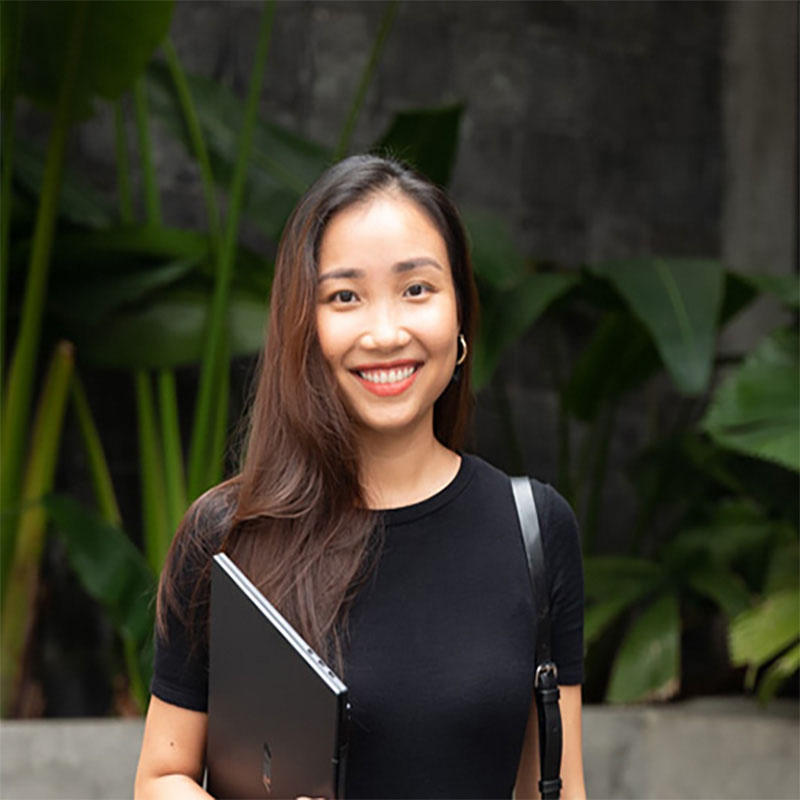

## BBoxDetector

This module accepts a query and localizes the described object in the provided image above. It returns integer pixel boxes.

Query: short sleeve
[533,482,585,685]
[149,483,236,711]
[150,560,210,711]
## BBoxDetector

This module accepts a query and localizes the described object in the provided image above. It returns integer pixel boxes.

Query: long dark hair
[157,155,479,671]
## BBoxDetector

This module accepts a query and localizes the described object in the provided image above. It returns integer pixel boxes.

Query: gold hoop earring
[455,333,468,366]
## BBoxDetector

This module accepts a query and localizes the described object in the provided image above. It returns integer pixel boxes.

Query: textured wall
[157,1,725,264]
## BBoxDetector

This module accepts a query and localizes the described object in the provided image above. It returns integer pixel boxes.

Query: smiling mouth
[350,362,422,396]
[355,364,420,384]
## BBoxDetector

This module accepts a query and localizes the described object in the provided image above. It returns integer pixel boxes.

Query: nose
[360,303,411,351]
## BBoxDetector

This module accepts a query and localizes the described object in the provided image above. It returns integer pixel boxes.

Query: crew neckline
[378,452,476,526]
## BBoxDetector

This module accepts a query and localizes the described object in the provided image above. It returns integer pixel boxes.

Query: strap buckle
[534,661,558,689]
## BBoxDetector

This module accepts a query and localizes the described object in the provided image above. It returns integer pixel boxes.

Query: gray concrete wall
[1,699,798,799]
[719,0,798,355]
[84,0,728,264]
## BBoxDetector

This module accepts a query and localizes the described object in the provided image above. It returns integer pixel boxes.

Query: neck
[357,420,460,510]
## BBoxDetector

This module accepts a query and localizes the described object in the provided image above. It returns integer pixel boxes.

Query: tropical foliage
[1,0,796,716]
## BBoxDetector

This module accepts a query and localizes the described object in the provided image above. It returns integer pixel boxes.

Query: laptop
[207,553,350,799]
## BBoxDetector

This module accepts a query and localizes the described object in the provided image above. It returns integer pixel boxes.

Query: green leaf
[13,139,114,228]
[757,642,800,704]
[606,592,681,703]
[564,312,660,421]
[702,327,800,472]
[590,258,725,395]
[49,256,200,325]
[720,270,760,325]
[16,0,174,118]
[0,342,74,715]
[729,588,800,669]
[146,61,330,240]
[687,567,752,618]
[764,542,800,594]
[1,341,74,596]
[17,226,212,269]
[43,494,156,682]
[66,287,268,369]
[733,271,800,309]
[70,374,121,526]
[38,226,269,298]
[373,105,464,187]
[584,591,640,648]
[664,502,780,568]
[464,210,528,290]
[473,272,578,389]
[570,270,755,426]
[583,556,662,603]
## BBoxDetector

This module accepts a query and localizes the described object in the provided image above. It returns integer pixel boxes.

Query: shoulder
[178,478,240,545]
[529,479,577,533]
[461,453,579,552]
[461,453,577,523]
[158,478,240,619]
[164,479,239,580]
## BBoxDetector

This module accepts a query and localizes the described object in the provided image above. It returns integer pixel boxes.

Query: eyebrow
[317,257,443,283]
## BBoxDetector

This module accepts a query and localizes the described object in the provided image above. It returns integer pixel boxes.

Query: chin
[357,418,417,437]
[353,410,428,438]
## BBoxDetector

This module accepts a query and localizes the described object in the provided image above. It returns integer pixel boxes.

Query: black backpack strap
[511,477,563,800]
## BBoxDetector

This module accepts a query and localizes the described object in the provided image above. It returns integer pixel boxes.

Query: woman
[135,155,586,799]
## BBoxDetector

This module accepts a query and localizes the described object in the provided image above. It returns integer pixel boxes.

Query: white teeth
[357,365,417,384]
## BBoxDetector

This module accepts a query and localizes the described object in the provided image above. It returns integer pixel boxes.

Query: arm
[514,684,586,800]
[135,695,212,800]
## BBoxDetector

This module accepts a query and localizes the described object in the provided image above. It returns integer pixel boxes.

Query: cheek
[315,309,336,361]
[418,298,459,350]
[316,308,354,363]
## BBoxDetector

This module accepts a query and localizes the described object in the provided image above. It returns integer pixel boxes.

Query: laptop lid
[207,553,349,799]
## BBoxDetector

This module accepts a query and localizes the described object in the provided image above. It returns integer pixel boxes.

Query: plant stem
[113,100,134,224]
[162,39,222,247]
[0,0,88,580]
[0,1,25,396]
[122,632,147,714]
[157,368,187,534]
[335,0,398,160]
[0,342,74,715]
[132,77,161,226]
[188,0,275,499]
[207,333,230,487]
[70,374,122,526]
[134,371,170,573]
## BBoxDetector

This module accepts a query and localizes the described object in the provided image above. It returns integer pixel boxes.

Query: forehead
[318,192,450,273]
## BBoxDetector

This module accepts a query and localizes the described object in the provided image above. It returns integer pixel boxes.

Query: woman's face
[315,191,460,440]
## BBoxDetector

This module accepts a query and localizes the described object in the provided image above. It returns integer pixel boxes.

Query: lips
[350,360,422,397]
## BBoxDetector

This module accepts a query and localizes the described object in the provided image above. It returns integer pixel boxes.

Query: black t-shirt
[152,453,584,799]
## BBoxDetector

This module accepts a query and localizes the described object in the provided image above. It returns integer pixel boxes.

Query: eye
[329,289,358,304]
[404,282,431,298]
